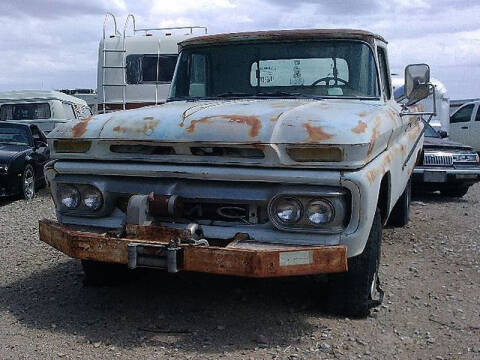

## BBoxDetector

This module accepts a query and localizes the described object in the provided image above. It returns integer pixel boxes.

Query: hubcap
[23,168,34,200]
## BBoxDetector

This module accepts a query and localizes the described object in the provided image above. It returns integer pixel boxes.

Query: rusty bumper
[39,219,347,277]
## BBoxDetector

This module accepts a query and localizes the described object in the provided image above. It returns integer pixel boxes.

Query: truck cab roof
[180,29,387,48]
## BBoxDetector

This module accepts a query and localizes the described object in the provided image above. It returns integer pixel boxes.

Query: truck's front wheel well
[377,172,391,226]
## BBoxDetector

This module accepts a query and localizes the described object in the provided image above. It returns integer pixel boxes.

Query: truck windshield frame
[169,40,380,101]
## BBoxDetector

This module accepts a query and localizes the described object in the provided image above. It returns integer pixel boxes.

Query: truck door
[449,103,476,150]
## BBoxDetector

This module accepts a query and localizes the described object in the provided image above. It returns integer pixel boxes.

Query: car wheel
[22,165,35,200]
[326,208,384,318]
[440,186,469,198]
[387,179,411,227]
[81,260,128,286]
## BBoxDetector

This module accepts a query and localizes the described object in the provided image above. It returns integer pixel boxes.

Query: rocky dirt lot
[0,186,479,360]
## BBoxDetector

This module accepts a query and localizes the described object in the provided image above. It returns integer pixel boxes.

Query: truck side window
[188,54,207,97]
[475,106,480,121]
[451,104,474,123]
[377,47,391,100]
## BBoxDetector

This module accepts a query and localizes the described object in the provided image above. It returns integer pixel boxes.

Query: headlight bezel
[82,186,104,211]
[270,196,303,225]
[56,183,104,212]
[306,198,335,226]
[0,164,8,174]
[57,184,81,209]
[452,153,479,163]
[267,191,348,233]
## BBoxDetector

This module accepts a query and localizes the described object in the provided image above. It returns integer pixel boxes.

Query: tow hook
[184,223,209,247]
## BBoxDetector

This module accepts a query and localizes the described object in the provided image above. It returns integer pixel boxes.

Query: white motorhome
[392,75,450,133]
[97,13,207,113]
[0,90,91,133]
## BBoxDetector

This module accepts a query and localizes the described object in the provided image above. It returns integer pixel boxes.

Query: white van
[449,100,480,151]
[0,90,91,133]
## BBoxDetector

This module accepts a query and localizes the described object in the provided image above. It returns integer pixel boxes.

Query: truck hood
[49,98,392,147]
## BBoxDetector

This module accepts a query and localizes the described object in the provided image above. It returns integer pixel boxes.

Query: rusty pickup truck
[40,29,432,317]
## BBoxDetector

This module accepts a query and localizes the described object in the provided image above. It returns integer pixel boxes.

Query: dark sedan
[0,122,50,200]
[413,123,480,197]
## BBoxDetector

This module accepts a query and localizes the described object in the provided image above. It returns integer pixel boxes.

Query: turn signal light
[286,146,343,162]
[54,140,91,153]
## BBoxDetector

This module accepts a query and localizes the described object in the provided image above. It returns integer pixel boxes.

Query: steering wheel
[310,76,348,86]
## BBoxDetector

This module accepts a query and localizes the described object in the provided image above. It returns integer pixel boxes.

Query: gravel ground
[0,186,479,360]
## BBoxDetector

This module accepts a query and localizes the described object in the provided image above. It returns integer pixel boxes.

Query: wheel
[22,165,35,200]
[387,179,411,227]
[326,208,384,318]
[440,186,469,198]
[81,260,128,286]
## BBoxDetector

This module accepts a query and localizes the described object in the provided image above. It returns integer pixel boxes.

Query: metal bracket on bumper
[38,219,348,277]
[127,243,181,272]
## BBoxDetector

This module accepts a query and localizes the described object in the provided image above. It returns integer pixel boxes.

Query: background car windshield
[0,126,30,145]
[0,103,51,120]
[170,41,379,99]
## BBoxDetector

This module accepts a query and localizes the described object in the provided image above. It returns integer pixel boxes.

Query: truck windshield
[0,103,51,120]
[169,40,379,100]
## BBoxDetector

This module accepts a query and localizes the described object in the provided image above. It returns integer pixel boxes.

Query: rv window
[62,103,76,119]
[0,103,51,121]
[126,54,178,84]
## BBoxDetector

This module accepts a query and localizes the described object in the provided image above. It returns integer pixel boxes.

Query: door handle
[461,126,468,129]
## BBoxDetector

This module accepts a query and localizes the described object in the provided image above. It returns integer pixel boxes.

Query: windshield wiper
[256,91,323,99]
[216,92,254,98]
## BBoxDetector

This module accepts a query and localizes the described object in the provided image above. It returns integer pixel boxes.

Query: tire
[440,186,469,198]
[387,179,411,227]
[22,165,35,200]
[81,260,128,286]
[326,208,384,318]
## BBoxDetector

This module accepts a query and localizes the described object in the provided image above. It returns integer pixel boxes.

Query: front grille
[190,146,264,159]
[424,153,453,166]
[110,144,175,155]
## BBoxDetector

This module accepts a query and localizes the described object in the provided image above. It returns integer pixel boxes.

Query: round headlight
[272,197,302,224]
[58,184,80,209]
[306,199,334,225]
[82,187,103,211]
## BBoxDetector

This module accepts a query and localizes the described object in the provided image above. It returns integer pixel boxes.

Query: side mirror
[437,130,448,138]
[405,63,431,106]
[35,140,47,149]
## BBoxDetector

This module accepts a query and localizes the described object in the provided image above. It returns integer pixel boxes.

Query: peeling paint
[72,115,93,138]
[352,120,367,134]
[186,115,262,138]
[113,118,160,135]
[303,122,334,142]
[270,112,283,122]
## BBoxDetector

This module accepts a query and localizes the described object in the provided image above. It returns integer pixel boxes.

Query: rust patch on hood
[186,117,211,133]
[113,118,160,135]
[71,115,93,138]
[186,115,262,138]
[303,121,333,142]
[352,120,367,134]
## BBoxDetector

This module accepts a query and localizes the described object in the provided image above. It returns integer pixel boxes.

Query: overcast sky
[1,0,479,100]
